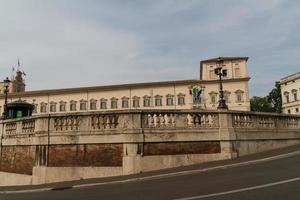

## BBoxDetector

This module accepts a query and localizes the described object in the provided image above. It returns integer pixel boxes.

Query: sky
[0,0,299,97]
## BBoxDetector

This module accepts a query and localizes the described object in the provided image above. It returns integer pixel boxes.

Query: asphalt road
[1,152,300,200]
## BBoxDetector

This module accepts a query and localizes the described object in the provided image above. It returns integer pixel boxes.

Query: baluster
[187,114,193,127]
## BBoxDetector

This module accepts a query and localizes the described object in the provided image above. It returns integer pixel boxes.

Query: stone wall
[48,144,123,167]
[0,146,35,175]
[0,109,299,186]
[143,141,221,156]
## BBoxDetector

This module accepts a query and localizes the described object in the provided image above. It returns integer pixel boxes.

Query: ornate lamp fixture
[214,57,228,110]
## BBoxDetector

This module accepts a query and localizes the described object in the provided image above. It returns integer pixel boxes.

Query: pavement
[1,145,300,199]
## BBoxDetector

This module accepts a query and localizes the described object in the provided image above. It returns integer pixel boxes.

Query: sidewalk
[1,144,300,193]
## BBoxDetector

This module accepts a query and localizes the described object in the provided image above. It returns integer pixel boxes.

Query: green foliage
[250,96,274,112]
[267,81,282,113]
[250,82,282,113]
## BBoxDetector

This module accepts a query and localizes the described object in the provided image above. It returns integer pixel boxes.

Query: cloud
[0,0,299,97]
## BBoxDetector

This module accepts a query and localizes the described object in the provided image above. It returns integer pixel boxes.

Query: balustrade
[187,113,219,127]
[233,113,300,129]
[22,120,35,133]
[145,112,218,128]
[5,122,17,135]
[1,111,299,136]
[146,113,176,128]
[91,114,119,129]
[53,116,80,131]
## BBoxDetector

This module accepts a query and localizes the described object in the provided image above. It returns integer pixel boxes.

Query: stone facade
[0,57,251,115]
[279,72,300,114]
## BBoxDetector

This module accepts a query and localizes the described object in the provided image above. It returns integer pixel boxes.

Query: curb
[1,150,300,194]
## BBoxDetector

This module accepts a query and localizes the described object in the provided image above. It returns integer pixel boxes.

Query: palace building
[279,72,300,114]
[0,57,251,115]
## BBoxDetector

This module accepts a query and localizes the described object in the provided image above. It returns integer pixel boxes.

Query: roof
[279,72,300,84]
[0,79,201,98]
[7,99,34,109]
[200,57,249,63]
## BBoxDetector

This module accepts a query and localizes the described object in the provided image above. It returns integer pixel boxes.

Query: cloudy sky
[0,0,299,96]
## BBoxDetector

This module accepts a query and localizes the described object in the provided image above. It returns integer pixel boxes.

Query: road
[1,151,300,200]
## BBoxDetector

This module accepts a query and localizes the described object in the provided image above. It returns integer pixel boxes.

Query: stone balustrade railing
[0,110,299,137]
[232,112,300,129]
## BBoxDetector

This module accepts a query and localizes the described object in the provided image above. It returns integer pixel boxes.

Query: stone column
[218,111,237,159]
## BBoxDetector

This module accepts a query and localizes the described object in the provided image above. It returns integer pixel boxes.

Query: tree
[267,81,282,113]
[250,82,282,113]
[250,96,274,112]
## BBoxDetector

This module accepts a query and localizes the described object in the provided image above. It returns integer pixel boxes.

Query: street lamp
[3,77,11,119]
[214,57,228,110]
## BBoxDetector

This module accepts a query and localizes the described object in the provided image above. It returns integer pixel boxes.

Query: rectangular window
[40,104,47,113]
[155,98,162,106]
[80,102,87,111]
[236,93,243,103]
[100,101,107,109]
[143,98,150,107]
[70,103,77,111]
[294,93,297,101]
[60,104,66,112]
[211,95,216,104]
[50,104,56,112]
[90,102,97,110]
[178,97,185,105]
[166,97,173,106]
[122,100,129,108]
[133,99,140,108]
[111,100,118,109]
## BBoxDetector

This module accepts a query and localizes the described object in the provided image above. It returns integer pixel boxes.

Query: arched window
[284,92,290,103]
[291,89,298,101]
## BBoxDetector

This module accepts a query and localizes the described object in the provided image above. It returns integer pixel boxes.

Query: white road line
[173,177,300,200]
[1,150,300,194]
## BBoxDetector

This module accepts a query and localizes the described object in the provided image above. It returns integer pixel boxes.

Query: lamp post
[3,77,11,119]
[214,57,228,110]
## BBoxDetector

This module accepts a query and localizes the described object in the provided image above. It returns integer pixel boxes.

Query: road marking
[173,176,300,200]
[1,149,300,194]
